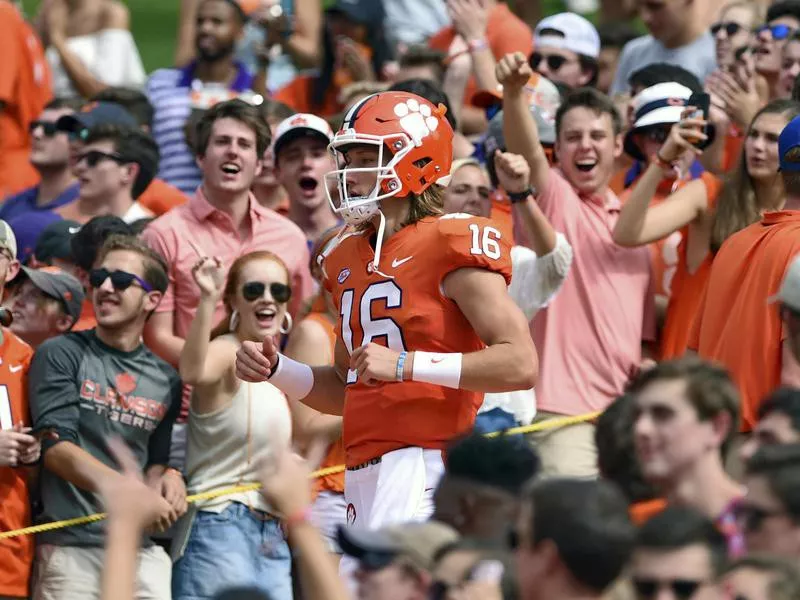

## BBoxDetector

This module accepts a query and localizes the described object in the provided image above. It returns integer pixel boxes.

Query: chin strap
[371,210,394,280]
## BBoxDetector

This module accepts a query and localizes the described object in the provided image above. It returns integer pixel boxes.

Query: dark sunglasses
[530,52,568,72]
[633,577,707,600]
[638,126,671,144]
[241,281,292,304]
[29,120,60,137]
[90,268,153,292]
[76,149,127,168]
[756,24,796,40]
[733,503,784,532]
[711,21,744,36]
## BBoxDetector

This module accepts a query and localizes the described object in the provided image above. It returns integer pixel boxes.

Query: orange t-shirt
[273,75,342,119]
[428,3,534,109]
[138,178,188,216]
[305,311,345,495]
[72,300,96,332]
[689,211,800,431]
[323,216,513,467]
[0,4,52,199]
[0,329,35,597]
[659,175,722,360]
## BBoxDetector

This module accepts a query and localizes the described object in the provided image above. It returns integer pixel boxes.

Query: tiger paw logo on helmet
[393,98,440,142]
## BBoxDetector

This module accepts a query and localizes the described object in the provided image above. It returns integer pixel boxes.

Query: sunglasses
[530,52,569,72]
[638,126,671,144]
[756,24,797,40]
[711,22,744,37]
[29,120,60,137]
[90,268,153,292]
[241,281,292,303]
[632,577,708,600]
[733,503,784,532]
[76,149,127,168]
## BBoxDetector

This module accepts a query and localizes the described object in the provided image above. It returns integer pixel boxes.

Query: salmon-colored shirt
[533,170,655,416]
[689,211,800,430]
[0,4,52,199]
[659,175,722,359]
[428,4,534,109]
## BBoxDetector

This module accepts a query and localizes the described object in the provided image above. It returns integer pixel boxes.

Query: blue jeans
[172,502,292,600]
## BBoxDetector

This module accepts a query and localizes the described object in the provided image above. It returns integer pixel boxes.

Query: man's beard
[196,40,236,63]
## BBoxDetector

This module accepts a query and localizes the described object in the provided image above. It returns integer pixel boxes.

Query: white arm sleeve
[509,233,573,320]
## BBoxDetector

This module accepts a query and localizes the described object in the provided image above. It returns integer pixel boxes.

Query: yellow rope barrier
[0,411,599,540]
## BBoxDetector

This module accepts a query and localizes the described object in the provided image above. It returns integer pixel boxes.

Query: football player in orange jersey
[236,91,536,545]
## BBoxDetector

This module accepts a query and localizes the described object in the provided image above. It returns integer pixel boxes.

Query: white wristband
[411,351,462,389]
[268,353,314,401]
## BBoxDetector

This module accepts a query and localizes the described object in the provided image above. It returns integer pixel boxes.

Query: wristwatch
[507,188,534,204]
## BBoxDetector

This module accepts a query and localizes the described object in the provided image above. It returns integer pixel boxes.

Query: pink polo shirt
[532,170,655,416]
[141,187,314,338]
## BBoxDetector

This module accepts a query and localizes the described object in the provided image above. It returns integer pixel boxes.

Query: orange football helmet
[324,91,454,225]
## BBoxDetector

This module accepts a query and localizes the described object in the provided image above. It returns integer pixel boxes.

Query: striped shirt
[145,61,254,196]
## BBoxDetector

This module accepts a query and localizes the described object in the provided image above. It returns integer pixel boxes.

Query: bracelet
[507,188,533,204]
[654,151,677,171]
[396,351,407,382]
[468,38,489,53]
[284,507,312,530]
[165,467,183,479]
[412,351,462,389]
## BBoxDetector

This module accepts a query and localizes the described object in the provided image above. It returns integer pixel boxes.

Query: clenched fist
[235,336,280,382]
[496,52,532,96]
[493,150,531,194]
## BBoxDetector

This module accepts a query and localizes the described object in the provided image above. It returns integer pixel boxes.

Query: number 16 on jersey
[339,281,407,384]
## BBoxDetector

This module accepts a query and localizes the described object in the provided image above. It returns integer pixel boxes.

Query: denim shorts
[172,502,292,600]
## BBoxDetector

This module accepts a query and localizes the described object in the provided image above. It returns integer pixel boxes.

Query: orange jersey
[0,329,34,597]
[323,215,513,468]
[305,311,346,495]
[0,4,52,199]
[138,178,188,216]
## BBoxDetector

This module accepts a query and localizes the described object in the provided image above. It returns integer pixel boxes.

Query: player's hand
[15,421,41,465]
[191,256,225,300]
[0,426,38,467]
[350,343,403,386]
[493,150,531,194]
[658,108,707,163]
[99,438,176,531]
[496,52,532,96]
[235,336,279,382]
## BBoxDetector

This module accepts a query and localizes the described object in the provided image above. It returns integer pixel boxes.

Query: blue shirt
[146,61,254,196]
[0,183,79,221]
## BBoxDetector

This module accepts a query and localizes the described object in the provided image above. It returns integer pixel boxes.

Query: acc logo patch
[338,267,351,284]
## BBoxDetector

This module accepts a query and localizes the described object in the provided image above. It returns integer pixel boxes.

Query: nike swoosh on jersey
[9,365,23,373]
[392,256,413,268]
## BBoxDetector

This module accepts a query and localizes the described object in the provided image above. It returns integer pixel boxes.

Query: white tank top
[185,337,292,514]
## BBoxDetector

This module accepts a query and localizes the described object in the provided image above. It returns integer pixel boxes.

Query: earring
[280,313,292,334]
[229,310,239,331]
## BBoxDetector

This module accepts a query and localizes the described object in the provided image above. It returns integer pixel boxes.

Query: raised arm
[613,111,711,247]
[497,53,550,194]
[178,256,236,387]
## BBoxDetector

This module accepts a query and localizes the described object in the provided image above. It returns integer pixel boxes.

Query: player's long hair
[355,185,444,236]
[210,250,291,341]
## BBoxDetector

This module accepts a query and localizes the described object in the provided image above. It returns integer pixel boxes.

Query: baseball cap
[15,266,85,324]
[34,220,82,264]
[328,0,384,26]
[770,254,800,311]
[56,102,138,137]
[337,521,459,571]
[272,113,334,159]
[7,212,63,265]
[0,220,18,260]
[472,72,562,118]
[483,104,557,158]
[623,82,716,161]
[535,12,601,59]
[779,116,800,172]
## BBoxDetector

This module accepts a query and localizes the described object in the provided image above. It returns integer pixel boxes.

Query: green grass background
[20,0,572,73]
